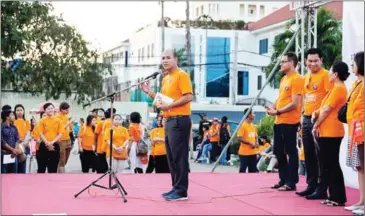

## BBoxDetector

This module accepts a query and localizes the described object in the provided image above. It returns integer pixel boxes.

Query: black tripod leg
[74,172,109,198]
[113,173,128,195]
[112,173,128,203]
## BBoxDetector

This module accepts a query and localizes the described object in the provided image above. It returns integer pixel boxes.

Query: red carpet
[2,173,358,215]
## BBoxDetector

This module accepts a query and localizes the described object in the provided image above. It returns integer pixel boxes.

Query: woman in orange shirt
[104,114,129,174]
[78,115,97,173]
[345,51,364,214]
[128,112,146,174]
[312,61,349,206]
[13,104,31,173]
[146,116,169,173]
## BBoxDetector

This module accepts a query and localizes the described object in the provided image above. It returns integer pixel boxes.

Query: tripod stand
[74,73,160,202]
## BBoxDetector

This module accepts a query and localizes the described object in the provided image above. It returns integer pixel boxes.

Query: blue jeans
[219,144,227,164]
[201,143,212,159]
[1,154,19,173]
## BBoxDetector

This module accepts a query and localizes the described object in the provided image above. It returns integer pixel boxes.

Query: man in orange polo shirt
[297,48,332,199]
[141,49,193,201]
[266,52,304,191]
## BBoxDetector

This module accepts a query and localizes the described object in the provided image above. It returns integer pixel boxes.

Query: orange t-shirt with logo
[209,125,219,142]
[304,68,333,116]
[129,123,142,142]
[318,83,347,137]
[160,68,193,118]
[275,72,305,124]
[56,113,71,141]
[104,126,129,159]
[95,119,106,154]
[237,122,257,156]
[14,119,31,141]
[150,127,167,156]
[78,125,95,151]
[38,116,65,142]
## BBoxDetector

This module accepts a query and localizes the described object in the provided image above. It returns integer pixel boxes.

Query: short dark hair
[332,61,350,81]
[104,108,116,119]
[130,112,141,124]
[43,102,54,111]
[354,51,364,76]
[243,108,252,118]
[284,52,298,68]
[59,102,70,111]
[305,48,322,59]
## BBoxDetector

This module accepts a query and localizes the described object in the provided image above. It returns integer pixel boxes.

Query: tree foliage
[265,8,342,86]
[1,1,111,103]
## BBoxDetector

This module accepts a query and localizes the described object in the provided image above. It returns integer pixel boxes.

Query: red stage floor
[2,173,358,215]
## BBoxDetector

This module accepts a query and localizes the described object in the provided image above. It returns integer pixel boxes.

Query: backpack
[219,124,230,145]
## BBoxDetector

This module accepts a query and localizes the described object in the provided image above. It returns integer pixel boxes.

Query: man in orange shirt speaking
[266,52,304,191]
[141,49,193,201]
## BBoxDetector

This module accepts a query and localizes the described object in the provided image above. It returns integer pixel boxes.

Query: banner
[341,1,364,189]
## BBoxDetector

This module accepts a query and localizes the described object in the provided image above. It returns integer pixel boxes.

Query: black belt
[165,115,189,122]
[303,115,311,118]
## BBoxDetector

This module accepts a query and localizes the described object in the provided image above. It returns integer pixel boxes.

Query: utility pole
[185,0,194,159]
[230,31,238,105]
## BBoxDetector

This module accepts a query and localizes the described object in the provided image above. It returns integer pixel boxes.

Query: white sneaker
[345,205,362,211]
[353,208,364,215]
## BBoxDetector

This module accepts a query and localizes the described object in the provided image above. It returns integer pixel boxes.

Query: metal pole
[313,8,318,48]
[230,31,238,105]
[300,7,306,75]
[211,27,300,173]
[161,1,165,52]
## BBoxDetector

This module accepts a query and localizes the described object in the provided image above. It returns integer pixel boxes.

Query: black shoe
[306,192,327,200]
[271,182,285,189]
[162,189,174,197]
[296,188,315,197]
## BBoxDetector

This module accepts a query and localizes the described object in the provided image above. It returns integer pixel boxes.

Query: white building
[103,1,343,113]
[191,1,287,22]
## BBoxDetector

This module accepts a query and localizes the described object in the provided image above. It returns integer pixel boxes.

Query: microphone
[144,71,160,80]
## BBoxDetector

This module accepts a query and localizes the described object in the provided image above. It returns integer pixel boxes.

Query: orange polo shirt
[318,83,347,137]
[237,121,257,156]
[160,68,193,118]
[303,68,333,116]
[209,125,219,143]
[37,116,65,143]
[56,113,71,141]
[275,71,305,124]
[104,126,129,159]
[14,119,31,141]
[78,125,95,151]
[150,127,167,156]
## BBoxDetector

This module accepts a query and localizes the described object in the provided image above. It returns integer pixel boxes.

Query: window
[208,4,211,13]
[217,4,219,13]
[138,49,140,63]
[212,4,215,12]
[237,71,249,95]
[206,37,231,97]
[239,4,245,16]
[147,45,150,59]
[196,7,199,16]
[260,5,265,17]
[151,43,154,57]
[259,38,268,54]
[248,5,256,16]
[141,47,144,62]
[201,5,204,14]
[257,75,262,90]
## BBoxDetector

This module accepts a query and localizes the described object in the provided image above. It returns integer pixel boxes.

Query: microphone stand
[74,73,160,202]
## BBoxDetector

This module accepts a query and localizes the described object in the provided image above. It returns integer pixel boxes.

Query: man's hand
[266,107,278,116]
[158,100,171,111]
[139,81,151,94]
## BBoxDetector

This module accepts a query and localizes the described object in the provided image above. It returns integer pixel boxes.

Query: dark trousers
[146,154,170,173]
[210,142,220,161]
[96,153,108,173]
[239,155,257,173]
[1,153,18,173]
[165,116,191,197]
[80,149,97,173]
[273,124,299,188]
[36,142,60,173]
[301,116,319,190]
[318,137,346,203]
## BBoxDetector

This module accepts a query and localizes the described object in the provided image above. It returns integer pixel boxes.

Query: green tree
[265,8,342,86]
[1,1,111,104]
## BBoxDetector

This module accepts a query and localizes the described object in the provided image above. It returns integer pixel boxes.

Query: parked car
[191,120,239,151]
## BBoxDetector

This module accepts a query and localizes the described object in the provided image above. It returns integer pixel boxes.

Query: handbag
[338,81,362,123]
[136,139,148,156]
